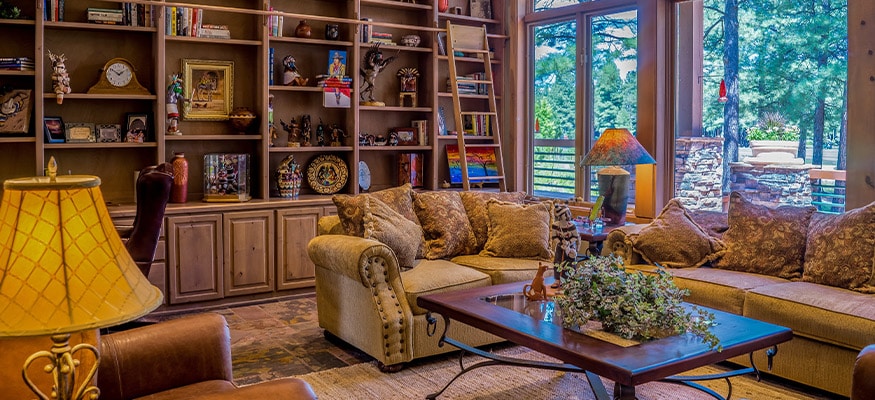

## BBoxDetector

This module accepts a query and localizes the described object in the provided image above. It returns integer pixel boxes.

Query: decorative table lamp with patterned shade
[580,128,656,226]
[0,158,163,400]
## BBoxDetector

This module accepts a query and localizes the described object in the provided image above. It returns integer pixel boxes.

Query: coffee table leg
[613,382,637,400]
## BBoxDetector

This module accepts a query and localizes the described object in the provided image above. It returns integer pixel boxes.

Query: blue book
[268,47,275,86]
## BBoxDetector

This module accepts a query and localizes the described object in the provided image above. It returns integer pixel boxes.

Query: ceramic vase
[170,152,188,203]
[295,20,312,38]
[325,24,339,40]
[438,0,449,13]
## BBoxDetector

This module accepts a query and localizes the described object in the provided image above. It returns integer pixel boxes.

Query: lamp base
[22,334,100,400]
[596,166,630,226]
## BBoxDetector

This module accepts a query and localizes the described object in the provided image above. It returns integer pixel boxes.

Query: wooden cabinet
[275,206,321,290]
[223,209,274,296]
[167,213,224,304]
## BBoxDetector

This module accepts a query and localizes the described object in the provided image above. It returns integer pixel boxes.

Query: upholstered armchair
[854,344,875,400]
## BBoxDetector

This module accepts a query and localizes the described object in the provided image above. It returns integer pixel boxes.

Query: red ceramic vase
[170,152,188,203]
[438,0,449,13]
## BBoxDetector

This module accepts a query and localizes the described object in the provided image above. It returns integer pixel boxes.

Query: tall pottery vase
[171,152,189,203]
[438,0,449,13]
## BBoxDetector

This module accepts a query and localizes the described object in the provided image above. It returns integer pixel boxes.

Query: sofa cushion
[713,192,816,279]
[363,197,423,269]
[479,200,553,261]
[744,282,875,350]
[460,191,527,251]
[401,259,492,314]
[333,184,418,237]
[413,191,477,259]
[628,199,725,268]
[451,254,544,285]
[803,203,875,293]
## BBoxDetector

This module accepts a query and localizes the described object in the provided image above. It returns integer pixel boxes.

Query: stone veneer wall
[728,163,813,207]
[675,137,724,211]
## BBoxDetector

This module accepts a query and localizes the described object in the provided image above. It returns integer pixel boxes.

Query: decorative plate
[359,160,371,192]
[306,154,348,194]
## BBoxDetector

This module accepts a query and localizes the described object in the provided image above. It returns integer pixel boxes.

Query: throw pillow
[480,200,554,260]
[803,202,875,293]
[413,191,477,259]
[333,184,418,237]
[687,209,729,239]
[363,197,423,269]
[460,191,527,250]
[713,192,816,279]
[628,199,725,268]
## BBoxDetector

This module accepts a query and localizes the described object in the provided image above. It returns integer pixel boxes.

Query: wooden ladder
[445,21,506,191]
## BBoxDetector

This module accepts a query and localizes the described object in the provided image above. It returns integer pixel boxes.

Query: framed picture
[64,123,96,143]
[394,127,418,146]
[125,113,149,143]
[446,144,499,184]
[97,124,122,142]
[0,89,33,134]
[412,120,427,145]
[469,0,493,19]
[43,116,65,143]
[181,59,234,121]
[399,153,424,188]
[323,87,351,108]
[437,106,448,136]
[327,50,347,77]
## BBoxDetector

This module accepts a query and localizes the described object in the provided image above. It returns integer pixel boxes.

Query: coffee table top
[417,280,793,387]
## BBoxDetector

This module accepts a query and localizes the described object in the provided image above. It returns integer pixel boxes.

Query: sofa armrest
[308,234,403,289]
[853,344,875,400]
[602,224,647,265]
[98,313,234,400]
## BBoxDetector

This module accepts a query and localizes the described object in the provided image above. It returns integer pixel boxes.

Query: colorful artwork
[446,144,499,184]
[327,50,347,77]
[399,153,424,188]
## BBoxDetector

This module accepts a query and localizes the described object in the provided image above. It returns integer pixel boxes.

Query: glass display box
[203,153,251,202]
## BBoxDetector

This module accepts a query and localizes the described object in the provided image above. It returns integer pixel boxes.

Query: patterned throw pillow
[460,191,527,250]
[803,202,875,293]
[713,192,816,279]
[332,184,418,237]
[629,199,724,268]
[413,191,477,259]
[363,197,423,269]
[480,200,554,260]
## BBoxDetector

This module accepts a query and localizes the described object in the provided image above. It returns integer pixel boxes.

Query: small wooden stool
[399,92,417,107]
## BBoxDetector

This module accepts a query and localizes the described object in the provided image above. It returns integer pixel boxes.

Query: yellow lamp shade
[0,175,162,336]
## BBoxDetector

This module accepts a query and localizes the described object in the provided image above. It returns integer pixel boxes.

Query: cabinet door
[224,210,275,296]
[276,207,321,290]
[167,214,224,304]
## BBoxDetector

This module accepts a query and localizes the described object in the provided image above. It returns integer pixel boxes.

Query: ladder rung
[464,142,500,146]
[461,111,496,116]
[456,79,492,84]
[453,48,489,54]
[468,175,505,181]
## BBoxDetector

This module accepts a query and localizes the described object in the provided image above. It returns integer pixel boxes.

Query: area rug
[295,346,832,400]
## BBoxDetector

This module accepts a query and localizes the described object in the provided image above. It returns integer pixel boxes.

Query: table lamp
[580,128,656,226]
[0,158,163,400]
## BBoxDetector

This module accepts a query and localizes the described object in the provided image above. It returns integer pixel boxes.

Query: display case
[203,153,250,202]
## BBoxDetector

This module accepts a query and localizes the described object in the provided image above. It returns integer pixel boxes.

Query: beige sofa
[307,186,566,371]
[604,193,875,397]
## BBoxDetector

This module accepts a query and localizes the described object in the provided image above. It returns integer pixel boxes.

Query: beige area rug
[297,346,832,400]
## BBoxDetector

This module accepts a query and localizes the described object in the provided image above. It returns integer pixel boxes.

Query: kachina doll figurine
[359,43,398,106]
[315,118,326,146]
[300,114,312,146]
[282,55,308,86]
[280,118,301,147]
[47,50,71,105]
[166,73,189,135]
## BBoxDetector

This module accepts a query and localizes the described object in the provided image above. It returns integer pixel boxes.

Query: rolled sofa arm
[308,234,404,289]
[853,344,875,400]
[602,224,647,265]
[98,313,233,400]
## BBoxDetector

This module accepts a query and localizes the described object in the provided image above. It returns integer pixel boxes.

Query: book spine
[58,0,63,21]
[361,18,372,43]
[190,7,198,37]
[268,47,274,86]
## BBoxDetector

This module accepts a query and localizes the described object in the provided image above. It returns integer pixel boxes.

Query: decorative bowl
[401,34,421,47]
[229,108,257,134]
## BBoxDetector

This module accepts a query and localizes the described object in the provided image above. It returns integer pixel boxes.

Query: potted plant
[554,255,721,350]
[745,112,800,153]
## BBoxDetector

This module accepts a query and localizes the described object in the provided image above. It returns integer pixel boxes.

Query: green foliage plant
[745,111,800,142]
[554,255,721,351]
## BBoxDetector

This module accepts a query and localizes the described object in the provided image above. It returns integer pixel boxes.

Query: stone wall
[728,163,813,207]
[674,137,724,211]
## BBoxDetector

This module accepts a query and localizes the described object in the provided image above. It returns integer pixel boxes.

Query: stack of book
[0,57,34,71]
[316,75,352,88]
[85,5,155,26]
[198,24,230,39]
[86,7,123,24]
[370,32,394,45]
[165,6,224,38]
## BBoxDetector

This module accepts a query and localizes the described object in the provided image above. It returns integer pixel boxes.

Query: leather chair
[98,312,317,400]
[853,344,875,400]
[119,163,173,278]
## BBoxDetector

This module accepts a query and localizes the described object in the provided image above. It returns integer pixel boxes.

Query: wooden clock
[87,58,150,95]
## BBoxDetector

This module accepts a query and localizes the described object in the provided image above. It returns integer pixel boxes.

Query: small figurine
[522,263,549,301]
[47,50,71,105]
[330,124,346,146]
[166,73,189,135]
[300,114,312,146]
[387,131,399,146]
[268,94,276,146]
[359,43,398,106]
[315,118,326,146]
[282,55,309,86]
[397,67,419,107]
[551,204,581,289]
[279,118,301,147]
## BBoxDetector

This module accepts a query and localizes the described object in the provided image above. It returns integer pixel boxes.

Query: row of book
[463,114,492,136]
[165,7,229,39]
[267,7,283,37]
[359,18,396,45]
[448,72,489,95]
[0,57,34,71]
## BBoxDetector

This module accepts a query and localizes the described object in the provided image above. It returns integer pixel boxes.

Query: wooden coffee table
[417,281,792,400]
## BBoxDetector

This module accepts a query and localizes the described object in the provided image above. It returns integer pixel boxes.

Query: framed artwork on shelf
[0,89,33,134]
[181,59,234,121]
[446,144,499,184]
[97,124,122,142]
[43,116,65,143]
[323,87,351,108]
[64,123,96,143]
[327,50,347,77]
[399,153,424,188]
[125,113,149,143]
[394,127,418,145]
[469,0,493,19]
[412,120,427,145]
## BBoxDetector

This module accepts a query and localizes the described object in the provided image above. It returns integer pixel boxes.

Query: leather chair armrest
[853,344,875,400]
[194,378,317,400]
[98,313,234,400]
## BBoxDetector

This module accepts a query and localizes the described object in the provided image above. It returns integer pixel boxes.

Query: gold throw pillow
[363,197,423,268]
[460,191,527,251]
[803,202,875,293]
[480,200,553,260]
[629,199,725,268]
[414,191,477,259]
